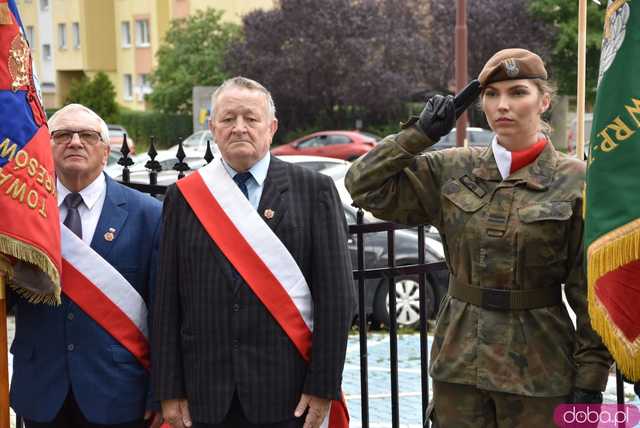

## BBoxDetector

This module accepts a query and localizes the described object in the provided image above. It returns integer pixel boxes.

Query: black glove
[416,94,456,142]
[571,387,603,404]
[635,382,640,398]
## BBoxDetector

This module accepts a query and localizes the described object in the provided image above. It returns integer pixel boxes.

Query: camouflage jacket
[345,126,612,397]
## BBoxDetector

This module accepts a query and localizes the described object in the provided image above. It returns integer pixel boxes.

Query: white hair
[210,76,276,121]
[48,103,110,144]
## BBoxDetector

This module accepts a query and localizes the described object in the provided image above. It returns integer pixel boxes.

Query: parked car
[271,130,378,160]
[167,130,220,159]
[429,127,493,151]
[331,174,446,328]
[107,124,135,154]
[276,155,350,174]
[342,203,447,328]
[567,112,593,157]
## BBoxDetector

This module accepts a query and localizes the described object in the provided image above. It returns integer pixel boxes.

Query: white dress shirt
[57,174,107,246]
[221,153,271,210]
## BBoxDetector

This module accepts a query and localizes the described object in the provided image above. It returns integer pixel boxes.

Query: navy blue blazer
[9,174,162,424]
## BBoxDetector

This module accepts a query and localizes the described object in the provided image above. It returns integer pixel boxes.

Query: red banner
[0,0,61,303]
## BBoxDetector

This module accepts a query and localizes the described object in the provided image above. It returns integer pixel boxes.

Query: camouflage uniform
[345,126,612,426]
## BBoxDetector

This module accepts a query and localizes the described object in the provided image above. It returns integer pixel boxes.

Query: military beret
[478,48,547,86]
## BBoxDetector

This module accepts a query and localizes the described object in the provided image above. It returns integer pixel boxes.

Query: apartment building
[18,0,273,110]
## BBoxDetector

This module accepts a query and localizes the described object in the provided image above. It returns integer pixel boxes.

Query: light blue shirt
[221,153,270,210]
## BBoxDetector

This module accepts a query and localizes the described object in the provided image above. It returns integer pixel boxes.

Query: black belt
[448,281,562,310]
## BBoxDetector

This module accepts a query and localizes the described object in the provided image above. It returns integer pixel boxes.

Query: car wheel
[373,275,435,329]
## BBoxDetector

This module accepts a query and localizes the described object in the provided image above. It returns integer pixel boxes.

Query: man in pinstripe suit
[152,77,355,428]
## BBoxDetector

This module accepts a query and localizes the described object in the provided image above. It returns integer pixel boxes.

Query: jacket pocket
[10,341,34,361]
[516,201,572,268]
[442,178,487,213]
[518,201,572,223]
[111,345,139,364]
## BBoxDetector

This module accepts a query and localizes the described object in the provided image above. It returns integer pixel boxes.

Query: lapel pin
[104,227,116,242]
[263,208,275,219]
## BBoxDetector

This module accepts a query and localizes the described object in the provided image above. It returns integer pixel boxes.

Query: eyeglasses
[51,129,103,146]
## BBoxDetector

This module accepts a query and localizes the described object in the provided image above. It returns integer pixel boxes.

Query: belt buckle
[481,288,510,310]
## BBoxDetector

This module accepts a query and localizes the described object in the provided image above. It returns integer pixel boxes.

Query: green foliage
[148,8,240,113]
[65,71,119,123]
[528,0,606,103]
[116,109,193,151]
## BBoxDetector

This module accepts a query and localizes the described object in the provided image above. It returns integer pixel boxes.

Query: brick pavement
[342,332,639,428]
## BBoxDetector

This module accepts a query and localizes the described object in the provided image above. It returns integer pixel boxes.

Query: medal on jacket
[104,227,116,241]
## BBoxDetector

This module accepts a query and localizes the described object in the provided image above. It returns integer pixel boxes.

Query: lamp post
[455,0,468,147]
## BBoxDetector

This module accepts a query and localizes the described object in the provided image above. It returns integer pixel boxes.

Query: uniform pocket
[518,201,572,223]
[516,201,572,268]
[442,179,487,213]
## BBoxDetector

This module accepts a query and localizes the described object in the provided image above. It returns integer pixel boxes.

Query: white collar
[491,136,511,180]
[220,152,270,186]
[57,173,106,210]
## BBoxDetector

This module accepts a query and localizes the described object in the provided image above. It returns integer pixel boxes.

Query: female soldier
[345,48,612,427]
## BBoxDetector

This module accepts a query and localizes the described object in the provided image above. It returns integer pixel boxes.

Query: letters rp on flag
[585,0,640,380]
[0,0,61,304]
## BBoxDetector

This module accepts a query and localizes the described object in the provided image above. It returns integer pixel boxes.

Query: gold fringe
[0,3,12,25]
[0,234,61,305]
[7,281,61,305]
[588,219,640,289]
[590,296,640,381]
[587,219,640,380]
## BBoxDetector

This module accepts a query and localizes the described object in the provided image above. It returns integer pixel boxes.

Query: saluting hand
[161,399,192,428]
[294,393,331,428]
[417,94,456,142]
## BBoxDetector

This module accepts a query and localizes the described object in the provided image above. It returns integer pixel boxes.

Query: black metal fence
[13,137,630,427]
[111,137,450,427]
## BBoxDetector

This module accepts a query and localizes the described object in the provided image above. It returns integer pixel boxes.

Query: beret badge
[502,58,520,78]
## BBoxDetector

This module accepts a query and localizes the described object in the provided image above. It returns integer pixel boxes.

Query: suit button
[67,313,74,320]
[67,344,74,351]
[233,339,239,349]
[232,304,240,312]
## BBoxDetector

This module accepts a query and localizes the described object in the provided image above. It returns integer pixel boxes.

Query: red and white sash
[61,225,149,369]
[177,160,349,428]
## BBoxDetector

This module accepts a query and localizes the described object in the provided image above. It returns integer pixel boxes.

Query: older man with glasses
[9,103,163,428]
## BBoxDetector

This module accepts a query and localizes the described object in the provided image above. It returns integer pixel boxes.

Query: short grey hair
[48,103,110,144]
[210,76,276,121]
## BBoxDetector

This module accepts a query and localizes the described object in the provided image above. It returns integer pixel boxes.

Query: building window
[72,23,80,49]
[25,26,35,48]
[121,21,131,47]
[58,23,66,49]
[136,74,152,101]
[42,44,51,61]
[135,19,150,47]
[39,0,48,10]
[123,74,133,100]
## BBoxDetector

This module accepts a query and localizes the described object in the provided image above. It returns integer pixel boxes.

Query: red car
[271,130,378,160]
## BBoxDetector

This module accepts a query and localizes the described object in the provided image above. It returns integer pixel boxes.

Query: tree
[428,0,555,91]
[528,0,606,104]
[148,8,240,113]
[224,0,434,139]
[65,71,119,123]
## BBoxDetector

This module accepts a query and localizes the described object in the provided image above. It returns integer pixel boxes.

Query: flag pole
[0,257,10,428]
[576,0,588,160]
